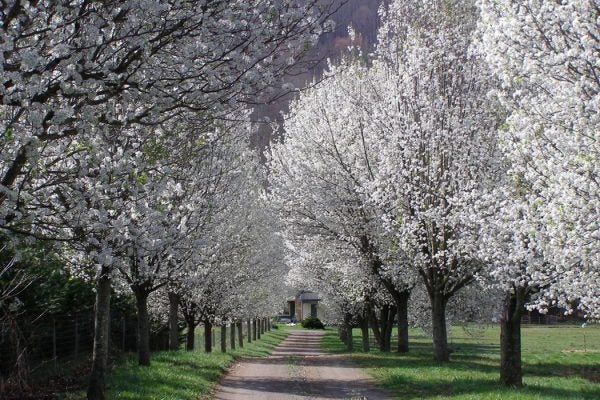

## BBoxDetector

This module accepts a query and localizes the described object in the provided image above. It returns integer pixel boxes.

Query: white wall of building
[302,303,311,320]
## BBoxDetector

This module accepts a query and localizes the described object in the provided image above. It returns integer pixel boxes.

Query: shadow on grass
[525,361,600,383]
[105,329,289,400]
[321,329,600,400]
[374,374,600,400]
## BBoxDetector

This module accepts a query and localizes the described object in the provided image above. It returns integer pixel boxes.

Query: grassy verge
[322,325,600,400]
[64,326,289,400]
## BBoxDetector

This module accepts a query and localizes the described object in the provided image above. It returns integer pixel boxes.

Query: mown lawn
[64,325,290,400]
[322,324,600,399]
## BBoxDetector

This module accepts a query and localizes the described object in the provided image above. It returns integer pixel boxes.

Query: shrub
[301,316,325,329]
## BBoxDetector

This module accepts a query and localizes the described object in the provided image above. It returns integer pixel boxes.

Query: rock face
[252,0,386,153]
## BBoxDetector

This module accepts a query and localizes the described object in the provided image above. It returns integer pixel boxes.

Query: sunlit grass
[322,324,600,399]
[107,327,289,399]
[63,326,289,400]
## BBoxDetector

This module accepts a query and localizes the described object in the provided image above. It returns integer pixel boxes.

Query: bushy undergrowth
[301,316,325,329]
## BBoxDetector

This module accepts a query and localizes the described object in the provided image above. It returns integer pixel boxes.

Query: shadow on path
[212,330,391,400]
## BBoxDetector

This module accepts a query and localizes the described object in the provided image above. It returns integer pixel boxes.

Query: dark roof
[296,291,321,301]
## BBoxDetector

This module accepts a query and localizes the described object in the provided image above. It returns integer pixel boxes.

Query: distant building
[282,291,321,321]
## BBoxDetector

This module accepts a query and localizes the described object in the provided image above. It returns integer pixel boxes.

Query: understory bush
[301,316,325,329]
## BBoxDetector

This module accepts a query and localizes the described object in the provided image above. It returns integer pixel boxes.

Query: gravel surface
[212,330,391,400]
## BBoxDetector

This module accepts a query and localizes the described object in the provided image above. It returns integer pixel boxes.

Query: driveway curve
[212,330,391,400]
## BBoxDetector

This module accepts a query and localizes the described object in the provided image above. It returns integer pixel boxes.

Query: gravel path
[212,330,391,400]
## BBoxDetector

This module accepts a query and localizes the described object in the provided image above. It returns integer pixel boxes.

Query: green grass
[322,324,600,399]
[64,326,290,400]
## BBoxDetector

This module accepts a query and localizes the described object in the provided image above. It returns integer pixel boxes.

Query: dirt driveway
[212,330,391,400]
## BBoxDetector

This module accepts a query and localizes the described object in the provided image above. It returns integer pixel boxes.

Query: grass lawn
[322,324,600,399]
[64,325,290,400]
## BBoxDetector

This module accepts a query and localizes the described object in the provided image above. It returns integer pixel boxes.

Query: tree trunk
[500,287,527,387]
[168,292,179,351]
[343,313,353,351]
[368,306,381,348]
[220,325,227,353]
[237,322,244,348]
[368,303,394,352]
[257,318,261,339]
[230,323,236,350]
[186,318,195,351]
[431,292,450,362]
[396,290,410,353]
[247,319,252,343]
[252,319,257,340]
[339,324,347,344]
[383,304,395,352]
[133,288,151,366]
[87,267,111,400]
[377,304,392,352]
[204,320,212,353]
[360,315,370,352]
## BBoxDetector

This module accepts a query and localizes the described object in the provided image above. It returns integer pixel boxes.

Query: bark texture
[237,321,244,348]
[359,312,370,353]
[247,319,252,343]
[230,323,236,350]
[396,290,410,353]
[133,288,151,366]
[87,268,112,400]
[500,287,527,387]
[185,318,195,351]
[369,303,395,352]
[168,292,180,351]
[220,325,227,353]
[431,293,450,362]
[343,312,354,351]
[204,320,213,353]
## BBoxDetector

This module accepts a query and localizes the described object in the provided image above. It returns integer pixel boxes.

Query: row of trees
[268,0,598,387]
[0,1,336,398]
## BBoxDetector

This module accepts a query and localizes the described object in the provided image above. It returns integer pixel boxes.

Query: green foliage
[4,127,13,140]
[143,138,169,165]
[0,239,94,317]
[134,172,149,186]
[322,325,600,399]
[301,316,325,329]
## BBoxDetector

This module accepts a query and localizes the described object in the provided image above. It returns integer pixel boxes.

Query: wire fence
[0,314,272,398]
[0,311,139,397]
